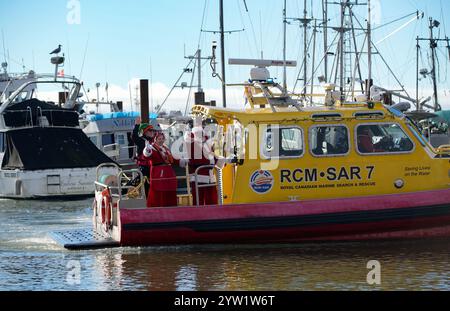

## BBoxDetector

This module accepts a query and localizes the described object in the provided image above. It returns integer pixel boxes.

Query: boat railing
[103,143,120,159]
[120,165,194,206]
[3,107,79,128]
[116,169,145,199]
[120,145,137,155]
[94,163,223,208]
[435,144,450,157]
[193,165,222,207]
[27,107,33,127]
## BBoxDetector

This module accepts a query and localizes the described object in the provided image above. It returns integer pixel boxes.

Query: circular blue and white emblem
[249,170,274,194]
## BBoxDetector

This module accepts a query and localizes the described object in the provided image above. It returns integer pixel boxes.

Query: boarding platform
[50,228,119,250]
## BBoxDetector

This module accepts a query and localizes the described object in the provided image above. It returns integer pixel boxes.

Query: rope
[126,176,149,199]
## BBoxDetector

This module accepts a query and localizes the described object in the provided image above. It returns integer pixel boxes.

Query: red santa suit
[143,141,178,208]
[185,125,225,206]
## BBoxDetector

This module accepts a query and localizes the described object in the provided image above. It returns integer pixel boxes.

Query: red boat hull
[118,189,450,246]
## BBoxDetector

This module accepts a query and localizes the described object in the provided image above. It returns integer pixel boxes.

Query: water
[0,199,449,291]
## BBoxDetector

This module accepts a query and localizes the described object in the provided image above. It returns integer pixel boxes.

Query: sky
[1,0,449,112]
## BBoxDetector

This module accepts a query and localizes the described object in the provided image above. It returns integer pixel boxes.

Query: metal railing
[94,162,223,211]
[193,165,222,207]
[4,107,79,128]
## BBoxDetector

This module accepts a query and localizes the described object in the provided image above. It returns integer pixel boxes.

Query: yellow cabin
[193,98,450,205]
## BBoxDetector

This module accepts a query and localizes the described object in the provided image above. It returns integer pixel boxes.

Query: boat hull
[116,189,450,246]
[0,168,97,199]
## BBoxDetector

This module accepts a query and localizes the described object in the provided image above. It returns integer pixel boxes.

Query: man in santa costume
[185,117,227,206]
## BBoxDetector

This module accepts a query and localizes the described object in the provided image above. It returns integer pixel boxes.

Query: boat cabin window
[263,126,304,158]
[102,134,115,146]
[310,125,349,156]
[117,134,126,145]
[0,132,5,153]
[356,123,414,154]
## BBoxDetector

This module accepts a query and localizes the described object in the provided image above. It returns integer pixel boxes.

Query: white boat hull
[0,167,97,199]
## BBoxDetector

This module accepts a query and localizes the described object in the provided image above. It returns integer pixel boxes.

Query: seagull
[50,45,62,55]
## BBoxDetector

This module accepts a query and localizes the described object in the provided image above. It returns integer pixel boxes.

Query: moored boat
[0,71,116,199]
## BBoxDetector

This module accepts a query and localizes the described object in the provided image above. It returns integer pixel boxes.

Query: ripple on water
[0,199,450,290]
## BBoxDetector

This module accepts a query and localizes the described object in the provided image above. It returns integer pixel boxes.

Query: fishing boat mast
[429,18,439,111]
[416,17,447,111]
[367,0,372,99]
[301,0,309,97]
[322,0,329,83]
[219,0,227,108]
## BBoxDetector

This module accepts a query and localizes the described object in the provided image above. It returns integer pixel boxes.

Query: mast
[219,0,227,108]
[283,0,287,94]
[339,1,345,100]
[302,0,308,96]
[197,49,202,92]
[322,0,328,82]
[416,36,420,111]
[429,17,439,111]
[416,18,446,111]
[367,0,372,99]
[310,19,317,103]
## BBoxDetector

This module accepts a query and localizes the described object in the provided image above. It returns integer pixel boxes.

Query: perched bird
[50,45,62,55]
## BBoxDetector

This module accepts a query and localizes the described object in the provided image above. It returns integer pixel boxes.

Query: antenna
[95,82,100,113]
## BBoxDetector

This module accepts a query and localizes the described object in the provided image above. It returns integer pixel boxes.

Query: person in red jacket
[144,131,183,208]
[185,118,226,206]
[134,121,160,196]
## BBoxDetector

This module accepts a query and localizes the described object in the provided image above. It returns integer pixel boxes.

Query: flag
[57,69,65,77]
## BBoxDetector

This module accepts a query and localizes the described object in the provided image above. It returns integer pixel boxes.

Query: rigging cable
[184,55,197,116]
[292,26,315,94]
[352,14,412,98]
[158,57,196,114]
[238,0,259,58]
[197,0,209,49]
[79,34,90,80]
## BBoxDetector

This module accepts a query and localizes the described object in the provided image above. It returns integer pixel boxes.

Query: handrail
[94,164,222,208]
[96,163,121,181]
[0,78,81,114]
[435,144,450,155]
[36,106,44,127]
[193,165,222,207]
[26,106,33,127]
[118,169,145,200]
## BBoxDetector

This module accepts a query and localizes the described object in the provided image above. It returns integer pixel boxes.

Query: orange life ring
[101,189,112,226]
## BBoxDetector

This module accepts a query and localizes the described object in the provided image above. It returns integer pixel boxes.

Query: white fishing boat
[0,64,115,199]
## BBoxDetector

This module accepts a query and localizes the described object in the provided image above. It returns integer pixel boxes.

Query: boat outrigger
[51,63,450,249]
